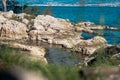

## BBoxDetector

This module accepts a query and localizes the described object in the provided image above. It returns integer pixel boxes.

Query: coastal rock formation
[0,20,28,39]
[75,22,119,34]
[0,11,119,55]
[28,15,82,48]
[74,36,107,54]
[31,15,73,31]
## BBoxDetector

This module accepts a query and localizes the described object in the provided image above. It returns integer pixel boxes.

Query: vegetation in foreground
[0,45,80,80]
[0,45,119,80]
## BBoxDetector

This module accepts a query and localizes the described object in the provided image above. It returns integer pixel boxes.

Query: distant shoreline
[5,3,120,7]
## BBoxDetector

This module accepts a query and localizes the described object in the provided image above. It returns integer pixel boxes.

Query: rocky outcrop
[0,19,28,39]
[28,15,82,48]
[74,36,107,54]
[31,15,73,31]
[1,11,119,55]
[75,22,119,34]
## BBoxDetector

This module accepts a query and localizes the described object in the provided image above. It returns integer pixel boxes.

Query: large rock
[28,15,82,48]
[32,15,73,31]
[0,20,28,39]
[74,36,107,54]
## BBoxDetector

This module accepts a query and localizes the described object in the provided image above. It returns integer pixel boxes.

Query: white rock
[1,11,14,18]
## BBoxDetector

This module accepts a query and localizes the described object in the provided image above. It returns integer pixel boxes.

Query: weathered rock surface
[28,15,82,48]
[74,36,107,54]
[31,15,73,30]
[0,20,28,39]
